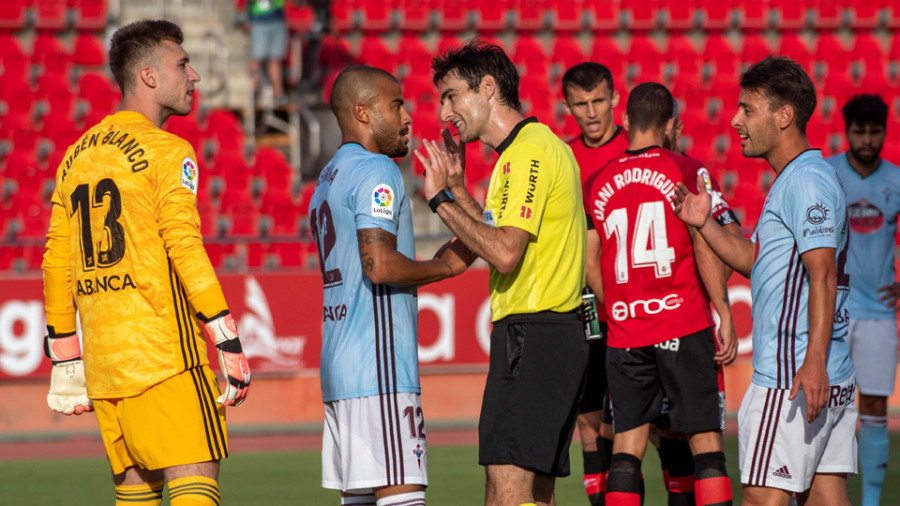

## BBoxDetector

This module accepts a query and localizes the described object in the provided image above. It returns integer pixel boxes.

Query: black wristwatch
[428,189,455,213]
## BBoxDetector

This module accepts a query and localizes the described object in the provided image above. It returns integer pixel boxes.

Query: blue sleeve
[785,168,843,254]
[350,155,405,235]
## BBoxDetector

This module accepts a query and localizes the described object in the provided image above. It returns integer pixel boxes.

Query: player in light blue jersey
[309,65,474,506]
[827,94,900,506]
[673,56,857,506]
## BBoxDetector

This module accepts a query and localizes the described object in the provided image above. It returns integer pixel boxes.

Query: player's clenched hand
[714,317,738,366]
[673,174,712,229]
[200,312,251,406]
[44,331,93,416]
[790,358,829,423]
[877,282,900,310]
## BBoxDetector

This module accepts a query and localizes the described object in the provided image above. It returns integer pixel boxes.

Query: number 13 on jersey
[603,200,675,283]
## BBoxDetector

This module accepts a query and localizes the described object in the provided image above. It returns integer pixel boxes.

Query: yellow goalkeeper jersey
[43,111,228,399]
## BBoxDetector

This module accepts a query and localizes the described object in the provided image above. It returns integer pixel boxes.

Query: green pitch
[0,436,892,504]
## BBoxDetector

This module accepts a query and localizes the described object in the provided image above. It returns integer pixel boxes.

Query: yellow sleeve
[494,142,552,237]
[154,139,228,319]
[42,178,77,335]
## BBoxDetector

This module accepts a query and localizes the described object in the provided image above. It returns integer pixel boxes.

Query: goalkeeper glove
[44,328,93,416]
[199,311,251,406]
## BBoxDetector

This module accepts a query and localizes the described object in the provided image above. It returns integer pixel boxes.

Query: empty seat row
[0,0,109,32]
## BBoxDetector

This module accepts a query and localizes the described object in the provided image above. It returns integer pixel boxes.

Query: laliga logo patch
[371,184,394,218]
[181,157,198,194]
[806,203,829,224]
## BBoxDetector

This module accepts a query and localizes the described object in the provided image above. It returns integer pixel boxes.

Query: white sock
[375,490,426,506]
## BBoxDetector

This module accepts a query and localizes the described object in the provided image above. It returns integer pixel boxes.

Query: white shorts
[846,318,898,396]
[322,392,428,494]
[738,377,858,493]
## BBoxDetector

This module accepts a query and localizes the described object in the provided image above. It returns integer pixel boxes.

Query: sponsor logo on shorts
[413,443,425,469]
[654,338,680,351]
[611,294,683,321]
[371,184,394,218]
[772,465,792,479]
[828,382,856,408]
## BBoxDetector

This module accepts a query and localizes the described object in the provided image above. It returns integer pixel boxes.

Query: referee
[417,40,589,506]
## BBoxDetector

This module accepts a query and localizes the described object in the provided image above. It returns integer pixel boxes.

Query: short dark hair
[740,55,817,133]
[561,62,615,99]
[431,40,521,111]
[626,82,673,132]
[841,94,888,130]
[109,19,184,94]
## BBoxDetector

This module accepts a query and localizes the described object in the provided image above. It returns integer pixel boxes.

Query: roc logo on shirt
[371,184,394,218]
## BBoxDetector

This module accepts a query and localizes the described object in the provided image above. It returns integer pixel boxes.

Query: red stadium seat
[31,33,72,77]
[551,0,585,32]
[359,0,397,33]
[0,0,32,31]
[590,34,627,83]
[214,151,251,192]
[699,0,738,31]
[621,0,662,31]
[772,0,812,30]
[739,33,772,66]
[71,0,108,31]
[35,73,76,119]
[666,33,701,82]
[219,188,259,237]
[475,0,513,32]
[41,111,81,148]
[204,109,246,157]
[813,0,849,29]
[0,33,29,80]
[513,34,549,79]
[514,0,551,32]
[851,0,888,29]
[77,71,120,118]
[666,0,702,31]
[397,34,431,80]
[285,2,315,32]
[850,32,886,81]
[330,0,358,32]
[585,0,624,32]
[34,0,70,31]
[627,35,665,83]
[398,0,437,32]
[777,32,814,70]
[163,114,204,154]
[551,36,588,79]
[357,34,397,73]
[72,33,107,67]
[253,146,293,191]
[436,0,475,32]
[815,31,851,78]
[739,0,774,31]
[260,192,302,236]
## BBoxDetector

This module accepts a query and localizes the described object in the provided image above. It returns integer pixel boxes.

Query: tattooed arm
[357,228,472,287]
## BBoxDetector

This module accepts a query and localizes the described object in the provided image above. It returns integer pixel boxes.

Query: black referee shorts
[479,311,589,477]
[578,323,609,415]
[606,327,724,434]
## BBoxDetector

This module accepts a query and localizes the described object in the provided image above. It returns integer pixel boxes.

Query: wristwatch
[428,189,455,213]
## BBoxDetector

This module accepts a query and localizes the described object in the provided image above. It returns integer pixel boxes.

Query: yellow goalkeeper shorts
[94,365,228,475]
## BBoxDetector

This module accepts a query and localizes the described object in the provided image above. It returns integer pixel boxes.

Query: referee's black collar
[624,145,660,156]
[495,117,538,155]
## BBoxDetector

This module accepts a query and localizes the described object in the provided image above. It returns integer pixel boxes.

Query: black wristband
[428,189,455,213]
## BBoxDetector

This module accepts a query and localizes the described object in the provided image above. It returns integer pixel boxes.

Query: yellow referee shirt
[483,118,586,321]
[43,111,228,399]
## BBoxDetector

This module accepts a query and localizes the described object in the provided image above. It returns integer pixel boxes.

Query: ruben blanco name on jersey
[584,146,714,348]
[828,153,900,320]
[308,143,420,403]
[750,150,854,389]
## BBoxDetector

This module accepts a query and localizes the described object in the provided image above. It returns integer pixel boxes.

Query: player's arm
[42,185,92,416]
[791,247,837,422]
[673,175,755,277]
[690,227,737,365]
[585,224,604,304]
[155,145,250,406]
[430,203,530,274]
[358,228,474,285]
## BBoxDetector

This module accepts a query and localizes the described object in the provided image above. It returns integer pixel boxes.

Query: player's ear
[352,103,370,124]
[480,75,496,102]
[139,65,157,89]
[777,103,795,131]
[611,90,620,109]
[562,98,572,115]
[622,113,630,131]
[664,117,675,136]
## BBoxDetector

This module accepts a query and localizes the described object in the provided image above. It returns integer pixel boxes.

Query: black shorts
[578,322,609,414]
[479,311,589,477]
[606,328,725,434]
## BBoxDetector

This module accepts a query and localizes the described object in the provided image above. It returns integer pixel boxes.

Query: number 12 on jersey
[603,201,675,283]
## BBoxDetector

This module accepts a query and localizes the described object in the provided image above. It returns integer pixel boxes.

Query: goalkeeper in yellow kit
[41,19,251,506]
